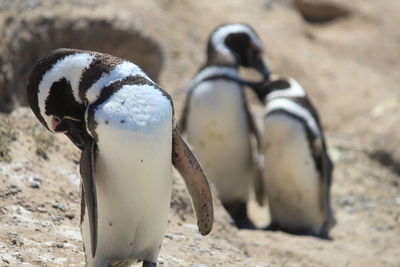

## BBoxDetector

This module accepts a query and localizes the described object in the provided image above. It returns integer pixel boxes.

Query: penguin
[179,23,269,229]
[251,76,335,238]
[26,48,213,267]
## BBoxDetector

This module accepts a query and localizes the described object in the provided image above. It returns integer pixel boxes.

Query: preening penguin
[26,48,213,267]
[252,77,335,238]
[179,23,269,229]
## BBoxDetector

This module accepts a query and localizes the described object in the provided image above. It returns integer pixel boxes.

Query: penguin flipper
[172,126,213,235]
[253,160,265,206]
[80,137,98,257]
[177,89,192,133]
[241,90,265,206]
[313,138,336,236]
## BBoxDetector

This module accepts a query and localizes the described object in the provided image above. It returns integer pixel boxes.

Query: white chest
[263,113,323,233]
[185,80,253,202]
[186,80,251,151]
[82,84,173,266]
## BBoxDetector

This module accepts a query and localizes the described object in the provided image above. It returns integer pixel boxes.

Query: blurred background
[0,0,399,266]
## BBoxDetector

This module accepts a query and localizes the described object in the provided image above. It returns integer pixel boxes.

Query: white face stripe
[85,61,147,103]
[211,24,264,63]
[265,98,321,139]
[84,106,91,137]
[266,78,306,102]
[63,116,81,121]
[38,53,95,129]
[189,66,239,89]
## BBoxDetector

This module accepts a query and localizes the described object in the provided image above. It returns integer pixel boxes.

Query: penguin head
[251,76,292,101]
[26,48,91,149]
[207,23,270,79]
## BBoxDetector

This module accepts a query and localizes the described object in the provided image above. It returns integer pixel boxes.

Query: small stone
[33,177,43,183]
[36,207,47,213]
[165,234,173,239]
[65,213,75,220]
[50,215,64,222]
[340,197,355,207]
[13,167,22,172]
[52,204,66,212]
[30,182,40,189]
[199,249,211,254]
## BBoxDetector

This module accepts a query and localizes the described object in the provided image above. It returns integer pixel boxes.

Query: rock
[51,204,66,212]
[54,243,64,248]
[36,206,47,213]
[65,212,75,220]
[30,182,40,189]
[294,0,351,23]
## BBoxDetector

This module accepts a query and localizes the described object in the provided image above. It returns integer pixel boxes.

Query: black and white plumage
[179,23,269,229]
[252,77,335,238]
[26,48,213,267]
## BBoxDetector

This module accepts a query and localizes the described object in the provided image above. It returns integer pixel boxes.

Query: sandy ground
[0,0,399,266]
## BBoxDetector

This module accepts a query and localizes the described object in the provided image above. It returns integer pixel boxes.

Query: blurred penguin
[179,23,269,229]
[251,76,335,238]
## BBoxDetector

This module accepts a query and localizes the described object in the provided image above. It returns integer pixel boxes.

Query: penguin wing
[321,144,335,231]
[243,95,262,152]
[241,90,266,205]
[253,157,266,206]
[312,136,334,225]
[172,127,214,235]
[177,88,193,133]
[79,135,98,257]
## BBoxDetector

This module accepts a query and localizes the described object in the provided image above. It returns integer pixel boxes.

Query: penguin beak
[252,55,271,81]
[248,42,271,80]
[63,119,85,150]
[66,131,85,150]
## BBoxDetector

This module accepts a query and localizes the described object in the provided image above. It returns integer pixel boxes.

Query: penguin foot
[224,201,256,230]
[264,223,333,240]
[143,261,156,267]
[317,232,333,240]
[263,223,279,231]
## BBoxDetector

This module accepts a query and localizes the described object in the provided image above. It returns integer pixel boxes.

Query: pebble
[165,234,174,239]
[36,207,47,213]
[65,212,75,220]
[54,243,64,248]
[340,197,355,207]
[30,182,40,189]
[33,177,43,183]
[52,204,66,212]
